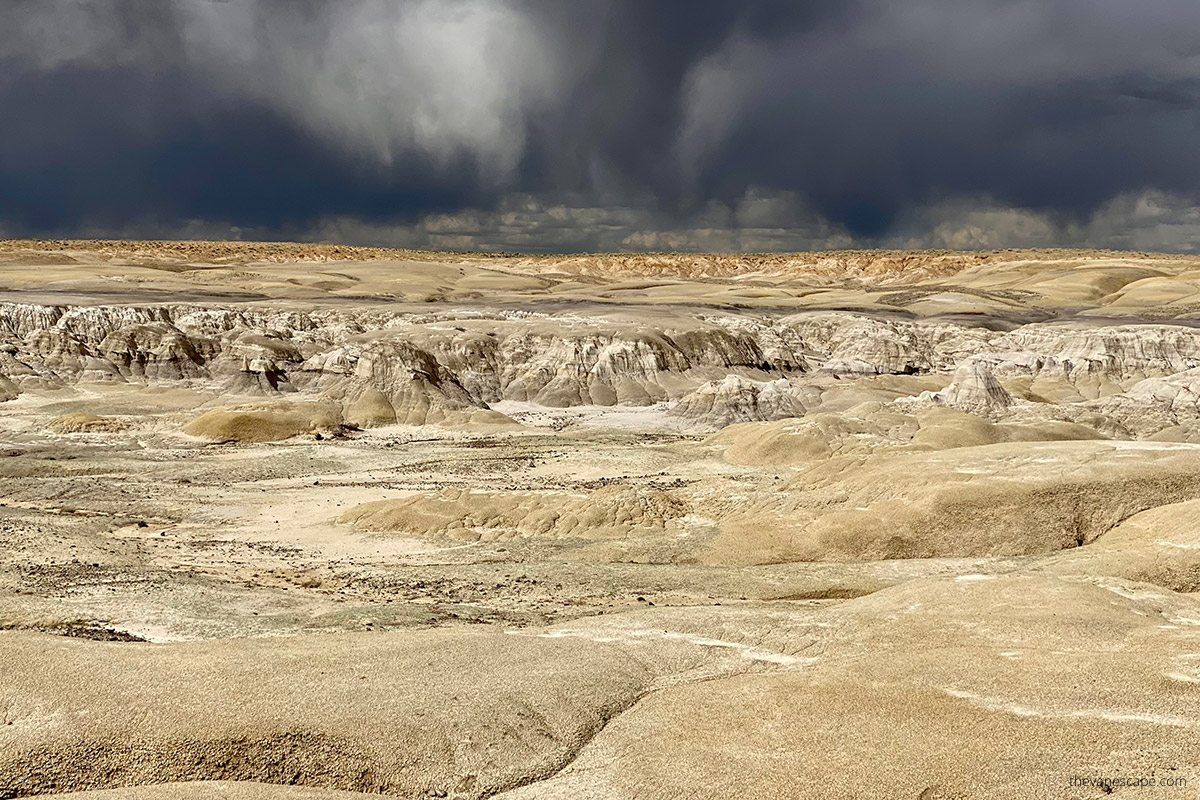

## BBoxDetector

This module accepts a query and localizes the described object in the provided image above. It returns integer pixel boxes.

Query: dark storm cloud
[2,0,1200,250]
[0,0,544,230]
[675,0,1200,236]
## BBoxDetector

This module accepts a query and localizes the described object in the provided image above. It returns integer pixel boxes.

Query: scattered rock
[47,413,128,434]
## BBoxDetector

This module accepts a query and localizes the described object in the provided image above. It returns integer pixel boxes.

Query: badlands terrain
[4,240,1200,798]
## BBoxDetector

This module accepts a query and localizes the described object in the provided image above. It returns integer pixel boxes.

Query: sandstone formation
[668,376,815,430]
[0,373,18,402]
[5,242,1200,799]
[923,359,1015,416]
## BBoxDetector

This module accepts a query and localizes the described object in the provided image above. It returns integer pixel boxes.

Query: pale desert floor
[4,241,1200,798]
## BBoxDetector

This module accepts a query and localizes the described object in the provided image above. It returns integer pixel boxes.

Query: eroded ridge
[3,244,1200,798]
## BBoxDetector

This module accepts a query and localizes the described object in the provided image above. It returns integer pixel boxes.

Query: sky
[3,0,1200,253]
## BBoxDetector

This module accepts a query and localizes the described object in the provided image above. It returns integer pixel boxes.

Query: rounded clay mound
[183,403,343,443]
[707,440,1200,565]
[340,485,688,542]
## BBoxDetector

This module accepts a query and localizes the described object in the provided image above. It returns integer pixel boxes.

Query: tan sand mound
[340,485,688,542]
[708,404,1100,467]
[704,440,1200,564]
[0,628,659,797]
[53,783,375,799]
[47,412,127,434]
[506,576,1200,799]
[1044,498,1200,591]
[183,402,343,443]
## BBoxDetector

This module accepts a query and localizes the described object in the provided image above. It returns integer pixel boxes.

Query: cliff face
[669,376,818,429]
[5,301,1200,434]
[924,361,1015,417]
[0,303,799,423]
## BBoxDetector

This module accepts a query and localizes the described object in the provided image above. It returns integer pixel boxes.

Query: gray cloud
[292,191,1200,255]
[676,0,1200,235]
[304,190,855,253]
[176,0,589,177]
[3,0,1200,251]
